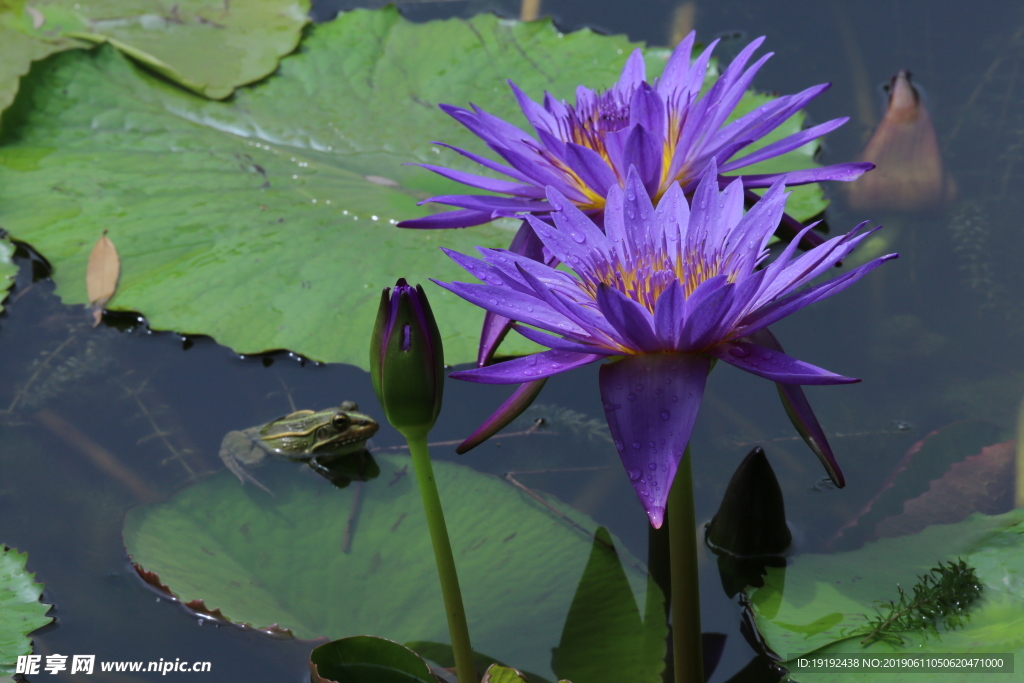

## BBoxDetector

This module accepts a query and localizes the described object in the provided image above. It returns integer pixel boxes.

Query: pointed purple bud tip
[370,279,445,440]
[648,506,666,529]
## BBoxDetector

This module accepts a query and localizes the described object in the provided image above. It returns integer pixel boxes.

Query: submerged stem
[406,435,475,683]
[669,447,703,683]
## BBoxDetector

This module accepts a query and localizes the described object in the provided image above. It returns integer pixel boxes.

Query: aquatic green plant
[854,559,982,646]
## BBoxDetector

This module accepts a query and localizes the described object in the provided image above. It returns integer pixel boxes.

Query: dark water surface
[3,0,1023,681]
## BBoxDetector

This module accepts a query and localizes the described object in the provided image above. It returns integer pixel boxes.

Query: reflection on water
[2,0,1024,680]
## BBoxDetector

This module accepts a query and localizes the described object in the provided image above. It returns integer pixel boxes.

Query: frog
[219,401,379,493]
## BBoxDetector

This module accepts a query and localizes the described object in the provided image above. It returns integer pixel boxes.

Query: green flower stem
[669,446,703,683]
[406,434,475,683]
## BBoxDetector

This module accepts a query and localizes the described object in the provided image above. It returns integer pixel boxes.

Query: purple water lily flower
[433,162,896,527]
[400,32,871,365]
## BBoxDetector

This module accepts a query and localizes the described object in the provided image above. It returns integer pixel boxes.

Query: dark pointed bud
[706,447,791,558]
[370,279,444,440]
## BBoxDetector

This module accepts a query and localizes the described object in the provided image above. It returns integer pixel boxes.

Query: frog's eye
[332,414,352,431]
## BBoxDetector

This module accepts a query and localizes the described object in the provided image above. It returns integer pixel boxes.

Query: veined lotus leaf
[748,508,1024,683]
[0,7,830,368]
[0,546,53,677]
[122,455,651,678]
[0,0,308,114]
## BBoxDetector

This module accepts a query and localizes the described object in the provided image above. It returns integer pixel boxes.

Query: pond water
[2,0,1022,681]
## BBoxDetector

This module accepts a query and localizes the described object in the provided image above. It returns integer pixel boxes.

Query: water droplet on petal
[632,441,641,450]
[627,393,637,401]
[660,410,670,420]
[648,463,657,470]
[627,468,641,480]
[729,345,751,358]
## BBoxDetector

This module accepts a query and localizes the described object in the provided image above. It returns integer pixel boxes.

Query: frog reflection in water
[219,401,380,493]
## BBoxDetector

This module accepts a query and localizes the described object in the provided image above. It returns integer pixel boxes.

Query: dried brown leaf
[86,230,119,312]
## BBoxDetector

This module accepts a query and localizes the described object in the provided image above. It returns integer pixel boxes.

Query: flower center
[579,245,731,314]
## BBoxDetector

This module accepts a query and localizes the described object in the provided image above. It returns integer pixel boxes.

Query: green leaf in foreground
[310,636,436,683]
[0,546,53,677]
[0,7,831,369]
[747,508,1024,683]
[0,235,15,313]
[122,455,651,678]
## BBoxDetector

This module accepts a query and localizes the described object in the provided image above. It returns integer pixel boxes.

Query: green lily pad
[123,455,650,678]
[0,1,88,117]
[0,235,15,313]
[0,546,53,678]
[310,636,436,683]
[0,0,308,113]
[747,508,1024,682]
[0,8,831,369]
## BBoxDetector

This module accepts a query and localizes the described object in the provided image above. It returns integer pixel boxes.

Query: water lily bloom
[370,279,445,439]
[433,162,896,527]
[400,32,871,364]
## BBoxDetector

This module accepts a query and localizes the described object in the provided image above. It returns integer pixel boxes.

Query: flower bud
[370,279,445,439]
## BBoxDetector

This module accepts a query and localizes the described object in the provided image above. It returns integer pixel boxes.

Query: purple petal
[719,118,850,172]
[738,254,898,336]
[512,323,610,354]
[442,103,537,152]
[747,328,844,488]
[599,353,712,528]
[680,281,735,350]
[604,184,630,263]
[432,279,584,336]
[596,284,660,352]
[653,182,691,245]
[451,349,603,384]
[616,49,647,95]
[622,166,658,250]
[423,194,549,213]
[657,31,696,97]
[412,164,545,196]
[734,162,875,188]
[478,311,512,367]
[433,142,535,185]
[544,187,615,262]
[685,158,722,256]
[629,83,667,144]
[621,125,663,197]
[508,80,558,136]
[456,379,548,454]
[653,279,685,348]
[710,340,859,385]
[564,143,619,196]
[397,209,497,230]
[524,214,601,278]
